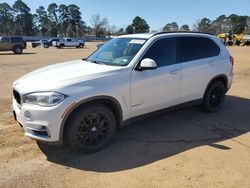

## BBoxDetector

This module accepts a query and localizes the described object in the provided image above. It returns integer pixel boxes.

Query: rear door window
[11,37,23,43]
[179,37,220,63]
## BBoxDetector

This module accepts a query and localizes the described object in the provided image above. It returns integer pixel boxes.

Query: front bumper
[12,96,76,143]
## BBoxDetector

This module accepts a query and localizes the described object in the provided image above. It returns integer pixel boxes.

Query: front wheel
[66,104,116,153]
[201,81,226,112]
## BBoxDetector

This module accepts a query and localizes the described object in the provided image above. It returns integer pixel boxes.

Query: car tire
[66,104,116,153]
[44,44,49,48]
[13,46,23,54]
[59,44,64,49]
[201,81,226,113]
[79,44,84,48]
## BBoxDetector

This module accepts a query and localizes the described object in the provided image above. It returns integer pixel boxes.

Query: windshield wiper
[90,60,106,65]
[82,58,107,65]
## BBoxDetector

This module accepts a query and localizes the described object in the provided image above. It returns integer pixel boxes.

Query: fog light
[24,111,33,120]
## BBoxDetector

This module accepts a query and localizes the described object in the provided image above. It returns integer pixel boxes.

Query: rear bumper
[227,67,233,92]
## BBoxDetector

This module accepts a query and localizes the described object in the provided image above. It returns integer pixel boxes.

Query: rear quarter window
[204,38,220,57]
[179,37,220,63]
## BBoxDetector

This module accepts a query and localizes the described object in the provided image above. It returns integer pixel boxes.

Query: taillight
[230,56,234,66]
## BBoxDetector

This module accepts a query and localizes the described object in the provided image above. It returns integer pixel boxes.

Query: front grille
[13,90,21,104]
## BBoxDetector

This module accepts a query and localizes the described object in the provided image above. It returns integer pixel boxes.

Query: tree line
[0,0,88,37]
[0,0,250,37]
[162,15,250,35]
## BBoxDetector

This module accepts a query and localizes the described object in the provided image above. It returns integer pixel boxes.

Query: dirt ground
[0,43,250,188]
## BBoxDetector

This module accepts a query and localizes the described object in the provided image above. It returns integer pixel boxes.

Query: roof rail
[151,31,214,37]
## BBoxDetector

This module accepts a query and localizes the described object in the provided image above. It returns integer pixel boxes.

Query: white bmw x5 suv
[12,32,234,153]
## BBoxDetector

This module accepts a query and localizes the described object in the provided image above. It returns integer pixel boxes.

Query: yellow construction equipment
[217,33,243,46]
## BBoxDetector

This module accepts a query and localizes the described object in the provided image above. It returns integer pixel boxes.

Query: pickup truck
[52,38,85,48]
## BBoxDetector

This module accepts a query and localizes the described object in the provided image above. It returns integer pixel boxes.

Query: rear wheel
[58,44,64,49]
[13,46,23,54]
[79,43,84,48]
[66,104,116,153]
[201,81,226,112]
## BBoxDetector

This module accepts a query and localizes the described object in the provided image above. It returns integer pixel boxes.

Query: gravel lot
[0,43,250,188]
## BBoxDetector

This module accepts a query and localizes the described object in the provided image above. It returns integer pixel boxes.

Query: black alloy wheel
[77,112,112,148]
[201,81,226,112]
[66,104,116,153]
[209,86,224,108]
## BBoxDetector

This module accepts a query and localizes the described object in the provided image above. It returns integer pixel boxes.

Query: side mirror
[137,58,157,71]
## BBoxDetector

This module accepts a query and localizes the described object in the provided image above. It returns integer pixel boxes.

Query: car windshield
[86,38,147,66]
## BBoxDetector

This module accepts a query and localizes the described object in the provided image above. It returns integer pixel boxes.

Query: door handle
[170,69,179,74]
[208,61,215,66]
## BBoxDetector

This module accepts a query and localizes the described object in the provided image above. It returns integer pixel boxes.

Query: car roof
[117,31,214,39]
[117,33,154,39]
[0,36,22,38]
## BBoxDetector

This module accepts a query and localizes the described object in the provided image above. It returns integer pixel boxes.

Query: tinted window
[49,39,59,42]
[179,37,220,62]
[142,38,176,67]
[1,37,10,42]
[204,38,220,56]
[11,37,23,43]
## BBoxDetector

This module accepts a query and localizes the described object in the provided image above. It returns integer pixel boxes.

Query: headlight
[23,92,66,107]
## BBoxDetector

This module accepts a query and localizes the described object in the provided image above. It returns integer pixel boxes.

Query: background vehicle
[242,35,250,46]
[0,36,26,54]
[31,39,48,48]
[218,33,243,46]
[13,32,233,153]
[43,38,60,48]
[52,38,85,48]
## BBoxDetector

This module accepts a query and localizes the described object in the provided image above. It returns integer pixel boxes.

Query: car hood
[13,59,122,94]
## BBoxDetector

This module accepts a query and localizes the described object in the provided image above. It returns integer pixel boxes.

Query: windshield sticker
[129,39,146,44]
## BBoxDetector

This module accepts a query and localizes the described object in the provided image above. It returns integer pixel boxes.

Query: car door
[130,37,181,117]
[178,36,220,103]
[65,39,71,47]
[0,37,11,51]
[73,40,78,47]
[70,39,77,47]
